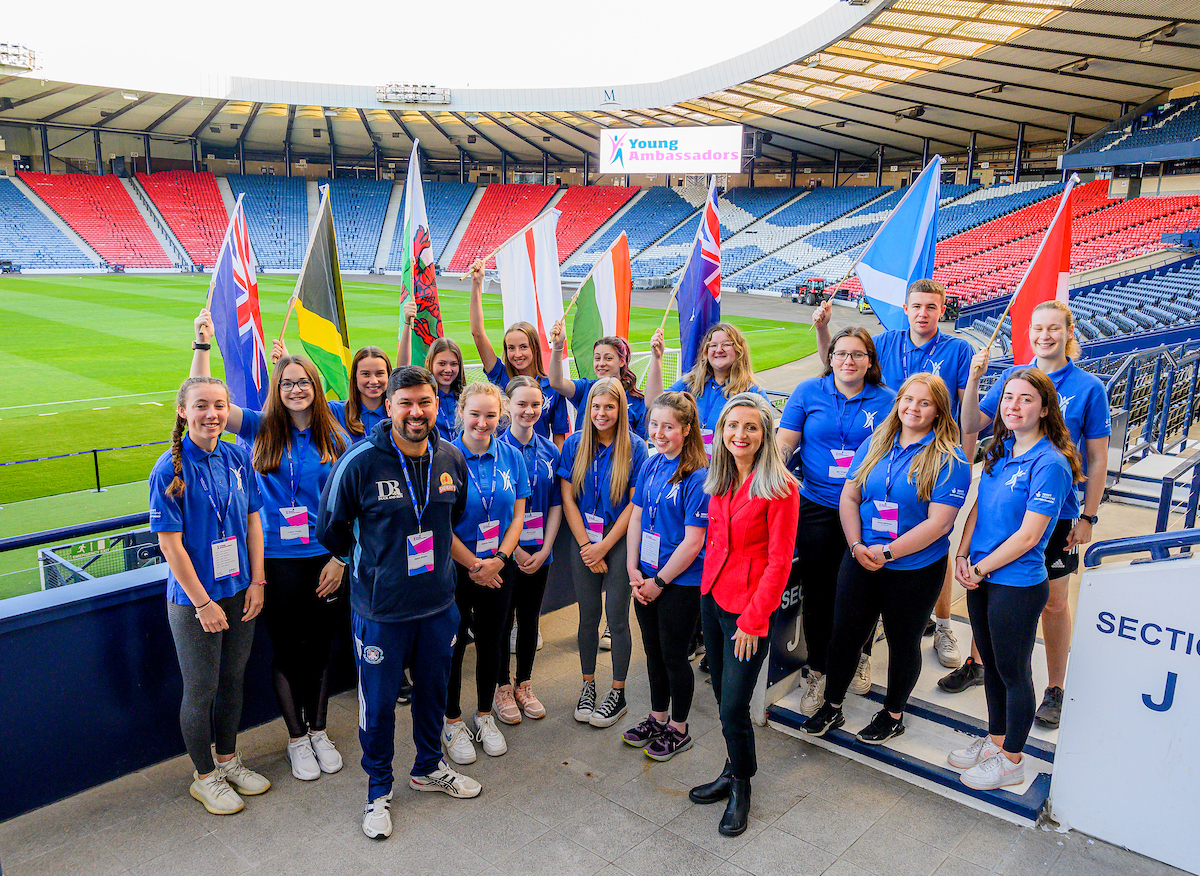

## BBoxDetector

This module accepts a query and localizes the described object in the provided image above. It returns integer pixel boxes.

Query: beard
[398,415,433,443]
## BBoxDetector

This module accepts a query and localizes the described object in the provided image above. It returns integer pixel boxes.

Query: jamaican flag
[293,185,352,400]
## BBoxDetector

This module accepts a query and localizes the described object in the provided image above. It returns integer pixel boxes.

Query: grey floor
[0,601,1184,876]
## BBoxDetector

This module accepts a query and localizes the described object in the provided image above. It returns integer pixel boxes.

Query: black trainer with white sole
[588,688,628,728]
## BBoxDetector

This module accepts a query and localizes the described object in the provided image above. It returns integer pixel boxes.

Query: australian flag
[208,194,269,410]
[677,177,721,371]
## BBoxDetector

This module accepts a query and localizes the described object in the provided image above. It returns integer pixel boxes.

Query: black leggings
[447,561,516,719]
[702,593,770,779]
[826,554,946,714]
[498,563,550,686]
[262,555,341,739]
[967,579,1050,755]
[795,497,871,675]
[634,584,701,724]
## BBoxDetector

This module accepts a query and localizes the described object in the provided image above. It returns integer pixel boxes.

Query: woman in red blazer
[689,392,800,837]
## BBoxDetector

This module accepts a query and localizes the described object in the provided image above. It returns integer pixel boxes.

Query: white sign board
[1050,555,1200,874]
[598,126,743,174]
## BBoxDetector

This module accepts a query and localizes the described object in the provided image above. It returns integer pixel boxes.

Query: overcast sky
[7,1,837,93]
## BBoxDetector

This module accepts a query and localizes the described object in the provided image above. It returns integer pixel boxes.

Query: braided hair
[166,376,229,497]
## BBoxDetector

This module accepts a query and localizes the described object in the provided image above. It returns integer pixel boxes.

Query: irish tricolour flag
[399,140,444,362]
[572,233,632,379]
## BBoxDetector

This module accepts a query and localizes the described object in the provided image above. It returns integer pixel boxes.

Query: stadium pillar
[1062,114,1076,182]
[191,139,199,173]
[1120,102,1130,117]
[284,142,291,177]
[40,125,51,173]
[966,132,976,183]
[94,130,103,174]
[329,137,336,180]
[1014,123,1025,183]
[458,149,466,183]
[144,134,152,174]
[876,146,884,187]
[833,150,840,187]
[542,152,548,184]
[374,144,381,181]
[748,156,755,188]
[501,153,507,184]
[238,139,245,176]
[790,153,797,187]
[583,152,589,185]
[625,174,630,187]
[921,138,930,169]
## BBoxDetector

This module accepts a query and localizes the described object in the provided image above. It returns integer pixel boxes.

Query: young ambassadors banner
[292,186,353,400]
[676,177,722,372]
[398,140,444,362]
[572,232,631,379]
[495,209,565,361]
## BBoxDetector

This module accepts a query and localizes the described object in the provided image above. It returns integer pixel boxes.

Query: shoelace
[578,684,596,709]
[475,717,497,742]
[596,691,622,716]
[208,774,238,802]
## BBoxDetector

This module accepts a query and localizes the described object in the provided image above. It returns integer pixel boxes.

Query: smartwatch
[494,550,510,563]
[1079,514,1099,525]
[881,546,894,562]
[653,575,670,589]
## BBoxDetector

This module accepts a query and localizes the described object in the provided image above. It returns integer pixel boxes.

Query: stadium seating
[135,171,228,267]
[225,174,308,270]
[551,185,639,262]
[316,178,392,271]
[386,181,477,271]
[17,172,171,268]
[563,186,706,277]
[446,184,559,272]
[935,181,1061,241]
[1071,95,1200,160]
[0,178,96,269]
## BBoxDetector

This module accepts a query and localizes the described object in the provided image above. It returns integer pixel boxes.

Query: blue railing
[1085,528,1200,566]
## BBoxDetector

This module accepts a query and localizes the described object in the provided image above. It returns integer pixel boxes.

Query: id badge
[279,505,309,543]
[871,500,899,538]
[521,511,545,547]
[702,429,714,458]
[477,520,500,557]
[211,536,240,580]
[640,530,661,570]
[407,530,435,575]
[828,449,855,479]
[585,512,605,544]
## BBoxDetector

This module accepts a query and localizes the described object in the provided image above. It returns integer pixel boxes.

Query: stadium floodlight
[376,83,451,105]
[0,43,38,72]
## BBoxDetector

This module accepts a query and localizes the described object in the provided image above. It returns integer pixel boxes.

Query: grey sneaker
[934,627,962,668]
[1034,686,1064,728]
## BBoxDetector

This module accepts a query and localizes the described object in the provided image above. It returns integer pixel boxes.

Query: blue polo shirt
[632,453,710,586]
[149,434,263,605]
[451,435,530,556]
[569,378,648,439]
[557,430,649,527]
[668,377,769,455]
[236,409,342,559]
[780,375,896,508]
[980,359,1109,519]
[498,428,562,555]
[972,436,1073,587]
[329,400,389,444]
[485,361,570,438]
[847,432,970,570]
[435,389,460,442]
[873,330,973,419]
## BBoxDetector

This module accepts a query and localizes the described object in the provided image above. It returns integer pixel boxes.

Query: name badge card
[585,512,605,544]
[640,530,661,570]
[828,449,855,479]
[871,500,899,537]
[702,429,714,458]
[521,511,545,546]
[407,530,435,575]
[477,520,500,557]
[211,536,240,580]
[280,505,309,543]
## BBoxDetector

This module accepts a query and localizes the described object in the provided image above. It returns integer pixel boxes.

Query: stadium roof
[2,0,1198,169]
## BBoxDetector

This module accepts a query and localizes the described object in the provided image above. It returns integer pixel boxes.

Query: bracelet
[956,555,969,560]
[249,580,266,587]
[850,541,865,555]
[330,556,347,567]
[192,341,211,351]
[194,599,213,618]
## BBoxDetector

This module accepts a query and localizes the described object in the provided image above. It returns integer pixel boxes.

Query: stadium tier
[135,171,228,267]
[550,185,639,262]
[16,172,171,268]
[1071,95,1200,162]
[934,181,1060,240]
[446,183,559,272]
[563,186,706,278]
[386,181,476,271]
[316,178,391,271]
[0,178,95,269]
[225,174,308,270]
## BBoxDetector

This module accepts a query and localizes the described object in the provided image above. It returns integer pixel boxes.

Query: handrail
[1085,529,1200,567]
[1155,449,1200,532]
[0,513,150,553]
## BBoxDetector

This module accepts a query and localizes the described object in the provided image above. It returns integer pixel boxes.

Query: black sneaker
[1034,686,1064,728]
[645,725,693,761]
[573,679,597,723]
[856,709,905,745]
[589,688,628,728]
[622,716,668,747]
[698,655,709,674]
[938,656,984,694]
[800,703,844,737]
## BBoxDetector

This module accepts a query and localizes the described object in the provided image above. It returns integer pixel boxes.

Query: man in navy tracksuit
[317,366,480,841]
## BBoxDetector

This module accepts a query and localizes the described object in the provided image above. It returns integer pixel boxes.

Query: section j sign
[599,126,743,175]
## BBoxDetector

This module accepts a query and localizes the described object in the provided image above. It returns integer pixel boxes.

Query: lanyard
[191,451,235,537]
[285,430,310,504]
[400,445,433,528]
[525,441,540,498]
[646,454,673,528]
[591,444,610,513]
[832,390,862,450]
[904,333,940,380]
[882,443,905,501]
[465,446,499,519]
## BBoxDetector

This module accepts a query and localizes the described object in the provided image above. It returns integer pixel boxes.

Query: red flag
[1008,175,1077,364]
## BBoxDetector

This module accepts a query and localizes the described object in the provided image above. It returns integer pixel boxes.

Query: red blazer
[701,477,800,637]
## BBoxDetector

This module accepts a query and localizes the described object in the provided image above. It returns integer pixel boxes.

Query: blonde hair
[456,381,506,433]
[571,377,634,507]
[166,377,229,497]
[706,393,796,500]
[1031,300,1083,360]
[503,322,547,379]
[684,322,757,399]
[850,374,962,502]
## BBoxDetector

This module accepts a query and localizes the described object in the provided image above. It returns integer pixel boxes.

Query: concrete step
[375,181,403,270]
[438,185,484,269]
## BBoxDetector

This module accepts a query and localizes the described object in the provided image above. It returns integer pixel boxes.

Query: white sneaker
[308,730,343,774]
[473,713,508,757]
[362,792,392,839]
[961,751,1024,790]
[442,719,478,765]
[409,760,482,798]
[935,626,962,668]
[287,737,321,781]
[599,625,612,651]
[848,654,872,695]
[215,752,270,795]
[799,671,826,717]
[948,735,1003,770]
[537,626,543,650]
[189,771,244,815]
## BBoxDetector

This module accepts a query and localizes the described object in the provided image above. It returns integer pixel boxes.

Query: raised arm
[468,259,500,372]
[547,320,575,397]
[961,347,993,435]
[645,328,666,404]
[190,308,244,434]
[397,297,417,367]
[813,300,833,363]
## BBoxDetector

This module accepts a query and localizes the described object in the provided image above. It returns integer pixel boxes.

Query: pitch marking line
[0,390,175,412]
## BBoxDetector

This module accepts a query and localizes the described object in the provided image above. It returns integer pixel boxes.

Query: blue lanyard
[400,445,433,528]
[882,444,904,501]
[646,454,674,528]
[832,390,862,450]
[524,442,540,497]
[466,445,499,520]
[191,451,235,538]
[591,444,610,511]
[904,333,940,380]
[285,430,310,505]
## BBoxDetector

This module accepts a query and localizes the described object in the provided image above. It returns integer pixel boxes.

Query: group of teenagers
[149,261,1108,842]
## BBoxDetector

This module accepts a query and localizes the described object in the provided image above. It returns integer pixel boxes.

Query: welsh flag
[399,140,444,361]
[1008,174,1077,364]
[572,233,631,379]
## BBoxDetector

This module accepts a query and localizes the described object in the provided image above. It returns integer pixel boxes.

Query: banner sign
[598,126,743,174]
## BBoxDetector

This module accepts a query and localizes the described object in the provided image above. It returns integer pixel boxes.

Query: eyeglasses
[707,341,736,352]
[830,351,869,362]
[280,379,314,391]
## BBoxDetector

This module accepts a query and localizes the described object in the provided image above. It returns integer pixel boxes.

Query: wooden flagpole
[277,296,298,343]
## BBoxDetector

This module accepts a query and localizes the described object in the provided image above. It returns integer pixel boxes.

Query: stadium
[1,0,1199,871]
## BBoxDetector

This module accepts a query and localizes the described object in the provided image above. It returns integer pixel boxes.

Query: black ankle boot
[689,760,734,804]
[718,777,751,836]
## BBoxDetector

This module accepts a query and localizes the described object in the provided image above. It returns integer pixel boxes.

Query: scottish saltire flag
[855,155,944,332]
[208,193,269,410]
[676,177,721,371]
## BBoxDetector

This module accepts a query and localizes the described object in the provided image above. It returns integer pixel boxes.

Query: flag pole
[205,193,245,311]
[458,210,557,279]
[277,295,298,343]
[561,290,581,320]
[657,278,683,335]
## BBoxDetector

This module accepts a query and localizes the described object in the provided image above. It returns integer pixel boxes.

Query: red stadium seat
[447,184,559,272]
[136,171,228,266]
[551,186,639,262]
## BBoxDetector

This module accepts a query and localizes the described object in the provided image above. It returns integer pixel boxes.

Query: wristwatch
[973,564,985,579]
[495,550,510,563]
[653,575,670,589]
[1079,514,1099,525]
[881,546,894,562]
[192,341,211,350]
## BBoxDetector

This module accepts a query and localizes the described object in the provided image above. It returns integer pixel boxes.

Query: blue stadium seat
[0,178,94,269]
[226,175,308,270]
[317,178,392,271]
[387,181,476,270]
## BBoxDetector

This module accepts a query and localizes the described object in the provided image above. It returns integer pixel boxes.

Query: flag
[676,177,721,372]
[293,186,353,400]
[572,233,631,379]
[495,209,564,362]
[1008,174,1078,364]
[208,193,269,410]
[399,140,444,362]
[854,154,943,332]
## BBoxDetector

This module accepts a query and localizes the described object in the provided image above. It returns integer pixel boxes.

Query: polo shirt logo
[499,470,513,491]
[665,483,681,502]
[545,460,554,478]
[1005,467,1027,491]
[863,411,877,429]
[376,480,404,500]
[1059,394,1074,412]
[232,467,244,492]
[930,361,941,378]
